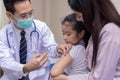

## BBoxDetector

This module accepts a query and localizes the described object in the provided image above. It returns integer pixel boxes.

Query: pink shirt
[68,23,120,80]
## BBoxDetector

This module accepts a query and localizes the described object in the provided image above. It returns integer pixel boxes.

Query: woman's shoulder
[102,22,120,32]
[100,22,120,44]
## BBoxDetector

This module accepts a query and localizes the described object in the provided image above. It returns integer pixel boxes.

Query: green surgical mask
[16,16,33,29]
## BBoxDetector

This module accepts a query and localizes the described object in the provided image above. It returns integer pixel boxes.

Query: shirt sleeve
[69,45,85,60]
[37,21,59,58]
[68,23,120,80]
[68,73,90,80]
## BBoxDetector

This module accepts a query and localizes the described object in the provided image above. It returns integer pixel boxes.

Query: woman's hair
[62,13,90,47]
[68,0,120,68]
[3,0,31,14]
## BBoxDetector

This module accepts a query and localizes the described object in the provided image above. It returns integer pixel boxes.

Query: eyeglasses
[14,9,34,20]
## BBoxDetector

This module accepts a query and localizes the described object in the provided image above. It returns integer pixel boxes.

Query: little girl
[50,13,90,80]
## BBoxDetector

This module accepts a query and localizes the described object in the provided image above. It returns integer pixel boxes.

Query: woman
[67,0,120,80]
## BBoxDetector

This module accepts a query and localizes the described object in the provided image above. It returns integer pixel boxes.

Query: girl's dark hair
[3,0,31,14]
[68,0,120,68]
[62,13,90,47]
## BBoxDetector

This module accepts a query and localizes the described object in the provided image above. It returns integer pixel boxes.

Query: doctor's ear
[6,11,14,20]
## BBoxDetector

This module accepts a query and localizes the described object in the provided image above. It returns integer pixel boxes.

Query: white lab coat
[0,20,59,80]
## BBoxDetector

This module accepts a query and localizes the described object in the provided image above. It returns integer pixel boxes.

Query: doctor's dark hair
[62,13,90,47]
[68,0,120,68]
[3,0,31,14]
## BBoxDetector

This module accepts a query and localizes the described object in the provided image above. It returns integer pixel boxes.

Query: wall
[111,0,120,13]
[31,0,72,43]
[1,0,119,43]
[0,0,9,28]
[31,0,120,44]
[50,0,72,43]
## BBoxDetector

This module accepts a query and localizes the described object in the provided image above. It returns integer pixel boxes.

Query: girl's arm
[50,54,72,78]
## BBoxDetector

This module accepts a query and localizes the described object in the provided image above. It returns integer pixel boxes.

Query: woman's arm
[50,74,67,80]
[50,54,72,78]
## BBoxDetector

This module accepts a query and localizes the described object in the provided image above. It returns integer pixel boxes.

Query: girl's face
[62,22,84,45]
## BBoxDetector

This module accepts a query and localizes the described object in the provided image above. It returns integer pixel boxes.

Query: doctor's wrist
[23,64,31,73]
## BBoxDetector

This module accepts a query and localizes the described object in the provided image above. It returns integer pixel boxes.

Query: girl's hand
[57,44,72,55]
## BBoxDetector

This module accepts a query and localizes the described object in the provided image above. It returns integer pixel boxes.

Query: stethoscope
[6,21,39,54]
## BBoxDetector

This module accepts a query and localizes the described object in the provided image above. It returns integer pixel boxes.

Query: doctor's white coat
[0,20,58,80]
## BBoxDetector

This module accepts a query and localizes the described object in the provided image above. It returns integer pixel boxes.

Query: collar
[74,40,85,47]
[7,21,34,34]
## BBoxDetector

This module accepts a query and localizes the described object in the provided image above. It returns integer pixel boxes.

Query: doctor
[0,0,70,80]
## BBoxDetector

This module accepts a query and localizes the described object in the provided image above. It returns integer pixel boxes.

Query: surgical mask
[14,16,33,29]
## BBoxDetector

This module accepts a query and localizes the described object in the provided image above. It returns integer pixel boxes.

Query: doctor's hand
[57,44,72,55]
[23,52,48,73]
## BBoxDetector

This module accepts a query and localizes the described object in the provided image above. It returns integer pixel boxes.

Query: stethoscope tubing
[6,21,39,48]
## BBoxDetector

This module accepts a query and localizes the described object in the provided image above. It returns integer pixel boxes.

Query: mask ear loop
[9,12,18,26]
[10,13,18,20]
